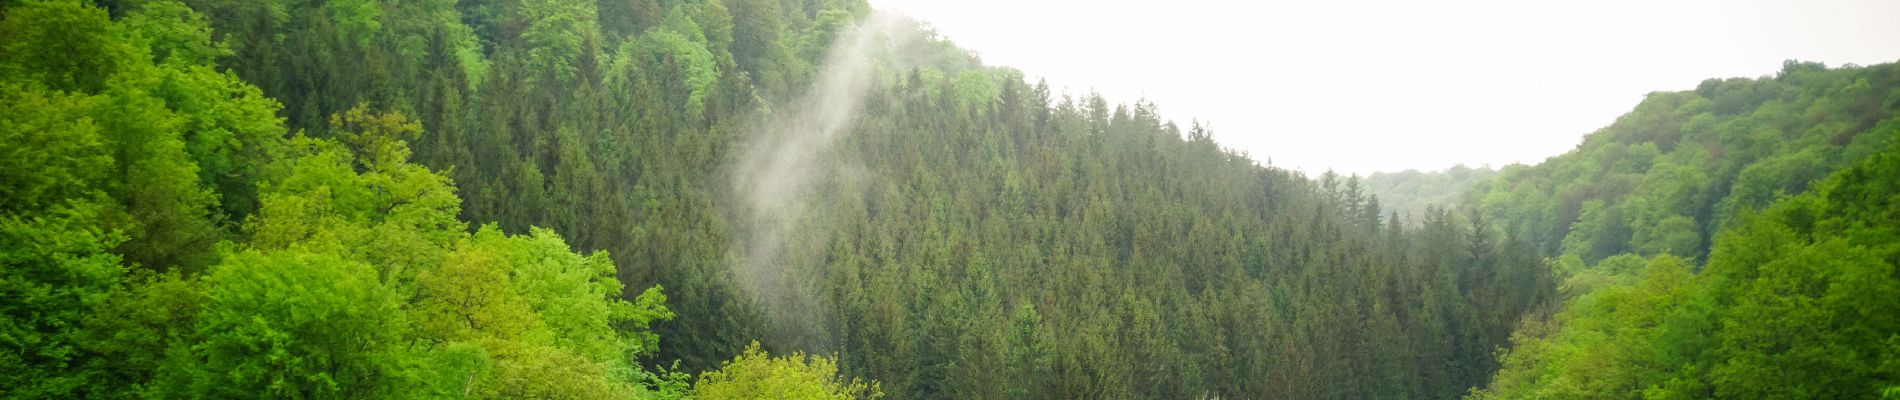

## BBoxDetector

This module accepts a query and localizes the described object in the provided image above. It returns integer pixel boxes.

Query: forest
[1,0,1896,398]
[1456,60,1900,399]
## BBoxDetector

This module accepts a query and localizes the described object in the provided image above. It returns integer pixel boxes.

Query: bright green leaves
[245,136,377,253]
[1471,62,1900,267]
[1815,137,1900,234]
[1545,176,1632,263]
[0,204,127,398]
[1471,256,1703,400]
[0,0,132,92]
[0,0,727,398]
[1632,215,1700,259]
[113,0,290,227]
[512,0,602,86]
[501,228,636,361]
[0,84,110,214]
[625,285,675,358]
[952,70,999,112]
[1477,61,1900,399]
[322,0,383,48]
[82,271,205,398]
[1700,141,1900,399]
[148,61,287,220]
[413,226,538,344]
[792,8,856,67]
[631,8,720,116]
[1479,140,1900,399]
[0,1,267,396]
[693,342,883,400]
[2,0,291,271]
[236,104,672,399]
[1710,239,1898,399]
[331,102,426,173]
[248,106,460,281]
[200,104,674,399]
[119,0,232,66]
[190,250,406,399]
[409,226,671,399]
[92,70,223,270]
[1626,161,1708,259]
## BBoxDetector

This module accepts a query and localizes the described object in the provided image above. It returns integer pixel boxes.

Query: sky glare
[866,0,1900,175]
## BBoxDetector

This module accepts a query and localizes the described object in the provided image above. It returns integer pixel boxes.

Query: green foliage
[0,0,132,93]
[92,70,224,271]
[1468,62,1900,263]
[3,0,302,272]
[1472,256,1703,400]
[694,342,882,400]
[0,1,687,391]
[323,0,383,48]
[0,84,112,214]
[1474,130,1900,399]
[0,2,232,396]
[118,0,231,66]
[239,105,672,398]
[185,250,406,399]
[0,205,127,399]
[635,13,719,115]
[512,0,601,86]
[1461,60,1900,397]
[408,228,651,399]
[81,271,204,398]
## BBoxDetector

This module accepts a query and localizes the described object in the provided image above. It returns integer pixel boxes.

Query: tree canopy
[1462,61,1900,399]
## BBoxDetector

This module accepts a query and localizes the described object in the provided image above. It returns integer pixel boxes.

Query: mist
[729,12,920,336]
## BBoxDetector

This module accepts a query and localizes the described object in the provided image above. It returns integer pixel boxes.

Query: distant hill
[1365,164,1499,223]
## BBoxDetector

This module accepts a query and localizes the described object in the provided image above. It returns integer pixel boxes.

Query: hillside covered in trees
[1365,61,1900,398]
[2,0,1898,399]
[1460,61,1900,399]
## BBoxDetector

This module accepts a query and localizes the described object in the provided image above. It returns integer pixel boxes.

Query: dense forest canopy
[1,0,1897,399]
[1459,61,1900,399]
[1376,60,1900,399]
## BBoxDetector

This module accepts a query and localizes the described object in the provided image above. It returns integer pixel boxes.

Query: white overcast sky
[865,0,1900,175]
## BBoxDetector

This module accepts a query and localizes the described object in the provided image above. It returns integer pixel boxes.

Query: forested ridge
[2,0,1896,399]
[1459,62,1900,399]
[1378,61,1900,398]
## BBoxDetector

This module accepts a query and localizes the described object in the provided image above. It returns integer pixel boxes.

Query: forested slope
[0,1,685,397]
[766,64,1557,399]
[1456,62,1900,398]
[0,0,1566,398]
[1471,61,1899,265]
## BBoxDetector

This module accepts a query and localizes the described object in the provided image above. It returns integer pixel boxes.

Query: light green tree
[186,250,407,399]
[694,342,882,400]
